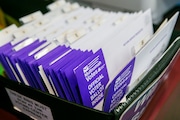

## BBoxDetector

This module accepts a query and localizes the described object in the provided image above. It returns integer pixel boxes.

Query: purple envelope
[0,43,17,80]
[5,39,43,85]
[28,45,70,93]
[18,41,51,90]
[0,38,29,82]
[63,50,93,104]
[14,40,47,87]
[103,58,135,112]
[74,49,109,109]
[47,49,82,101]
[42,48,73,98]
[20,42,53,90]
[57,50,87,102]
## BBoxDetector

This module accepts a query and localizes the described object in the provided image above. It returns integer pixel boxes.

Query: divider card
[74,49,109,110]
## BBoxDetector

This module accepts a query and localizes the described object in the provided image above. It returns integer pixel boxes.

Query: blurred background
[0,0,180,26]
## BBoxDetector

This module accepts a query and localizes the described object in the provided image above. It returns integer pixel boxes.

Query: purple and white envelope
[28,45,69,92]
[17,41,50,89]
[1,38,37,83]
[36,44,71,94]
[0,43,17,80]
[7,39,45,86]
[41,47,72,98]
[14,40,47,87]
[103,58,135,112]
[74,49,109,110]
[0,37,30,81]
[48,49,83,101]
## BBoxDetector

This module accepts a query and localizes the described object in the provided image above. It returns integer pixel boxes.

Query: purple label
[74,49,109,108]
[103,58,135,112]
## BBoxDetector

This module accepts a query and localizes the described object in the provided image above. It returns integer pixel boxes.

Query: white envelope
[100,9,153,86]
[69,12,127,49]
[128,11,179,92]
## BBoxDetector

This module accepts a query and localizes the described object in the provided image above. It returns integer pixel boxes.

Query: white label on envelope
[6,88,54,120]
[13,38,35,51]
[0,24,18,46]
[19,11,43,24]
[47,0,66,11]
